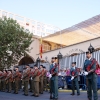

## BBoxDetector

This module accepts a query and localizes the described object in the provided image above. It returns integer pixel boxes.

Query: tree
[0,17,33,69]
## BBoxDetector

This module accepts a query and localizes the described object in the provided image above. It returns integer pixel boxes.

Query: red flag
[40,36,42,59]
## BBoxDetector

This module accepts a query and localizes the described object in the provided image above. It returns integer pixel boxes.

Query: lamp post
[57,51,63,70]
[36,57,41,68]
[88,43,95,53]
[45,56,48,62]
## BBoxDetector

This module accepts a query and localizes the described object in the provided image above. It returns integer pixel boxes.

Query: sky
[0,0,100,29]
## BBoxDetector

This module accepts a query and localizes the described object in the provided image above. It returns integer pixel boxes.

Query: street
[0,90,100,100]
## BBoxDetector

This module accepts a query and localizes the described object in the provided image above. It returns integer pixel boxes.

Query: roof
[43,14,100,46]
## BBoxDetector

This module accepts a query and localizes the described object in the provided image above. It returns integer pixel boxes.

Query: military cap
[72,62,76,64]
[52,57,55,59]
[16,66,19,68]
[43,66,46,68]
[86,51,92,54]
[34,64,38,67]
[55,57,57,59]
[40,65,43,67]
[30,66,33,68]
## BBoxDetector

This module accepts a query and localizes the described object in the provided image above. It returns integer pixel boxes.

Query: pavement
[0,90,100,100]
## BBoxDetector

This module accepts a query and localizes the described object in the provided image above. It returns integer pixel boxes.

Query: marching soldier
[32,64,40,97]
[49,57,58,100]
[29,66,33,92]
[43,66,47,91]
[18,71,22,90]
[22,65,30,96]
[6,70,13,93]
[31,66,35,96]
[13,67,19,94]
[70,62,80,96]
[0,71,3,91]
[1,70,7,92]
[39,65,44,94]
[83,51,98,100]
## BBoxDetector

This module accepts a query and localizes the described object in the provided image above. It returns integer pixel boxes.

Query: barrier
[66,75,100,90]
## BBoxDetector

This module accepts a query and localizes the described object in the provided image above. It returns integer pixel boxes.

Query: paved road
[0,90,100,100]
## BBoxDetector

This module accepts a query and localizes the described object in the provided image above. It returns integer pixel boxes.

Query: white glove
[71,76,74,80]
[31,77,33,80]
[83,71,88,76]
[49,74,52,78]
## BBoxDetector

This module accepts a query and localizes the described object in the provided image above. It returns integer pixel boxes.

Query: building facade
[0,9,60,37]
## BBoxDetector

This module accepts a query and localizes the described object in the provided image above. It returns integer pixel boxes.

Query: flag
[40,36,43,59]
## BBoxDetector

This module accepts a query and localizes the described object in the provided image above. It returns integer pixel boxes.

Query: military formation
[0,50,99,100]
[0,56,59,100]
[0,64,50,97]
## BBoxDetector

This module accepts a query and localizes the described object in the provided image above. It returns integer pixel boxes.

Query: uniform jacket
[83,58,97,79]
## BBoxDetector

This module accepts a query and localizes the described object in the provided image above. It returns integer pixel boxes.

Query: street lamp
[36,57,41,68]
[57,51,63,59]
[88,43,95,53]
[45,56,48,62]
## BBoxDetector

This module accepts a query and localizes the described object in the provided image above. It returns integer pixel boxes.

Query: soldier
[50,57,58,100]
[31,66,35,96]
[39,65,44,94]
[18,71,22,90]
[0,71,3,91]
[32,64,40,97]
[83,51,98,100]
[13,67,19,94]
[43,66,47,91]
[6,70,13,93]
[1,70,7,92]
[70,62,80,96]
[29,66,33,92]
[22,65,30,96]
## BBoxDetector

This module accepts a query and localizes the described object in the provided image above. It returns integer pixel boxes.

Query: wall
[37,37,100,62]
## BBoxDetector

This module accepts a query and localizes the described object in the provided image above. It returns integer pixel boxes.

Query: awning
[43,14,100,46]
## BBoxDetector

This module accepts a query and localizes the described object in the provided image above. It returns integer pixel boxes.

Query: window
[41,42,51,52]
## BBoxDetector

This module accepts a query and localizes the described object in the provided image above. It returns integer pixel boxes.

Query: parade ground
[0,90,100,100]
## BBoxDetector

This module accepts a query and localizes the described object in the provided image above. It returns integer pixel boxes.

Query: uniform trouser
[34,81,39,96]
[14,80,19,93]
[32,80,35,93]
[39,79,43,93]
[19,80,22,89]
[0,80,1,91]
[29,79,32,91]
[43,78,47,90]
[1,80,6,91]
[50,79,53,94]
[8,82,12,92]
[87,78,98,100]
[24,81,29,95]
[52,76,58,99]
[71,78,80,94]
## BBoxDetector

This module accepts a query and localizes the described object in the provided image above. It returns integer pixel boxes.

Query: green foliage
[0,17,33,69]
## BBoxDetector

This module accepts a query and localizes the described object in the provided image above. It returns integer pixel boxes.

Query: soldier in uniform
[70,62,80,96]
[39,65,44,94]
[83,51,98,100]
[6,70,13,93]
[18,71,22,90]
[1,70,7,92]
[43,66,47,91]
[29,66,33,92]
[32,64,40,97]
[13,67,19,94]
[31,65,35,96]
[50,57,58,100]
[0,71,3,91]
[22,65,30,96]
